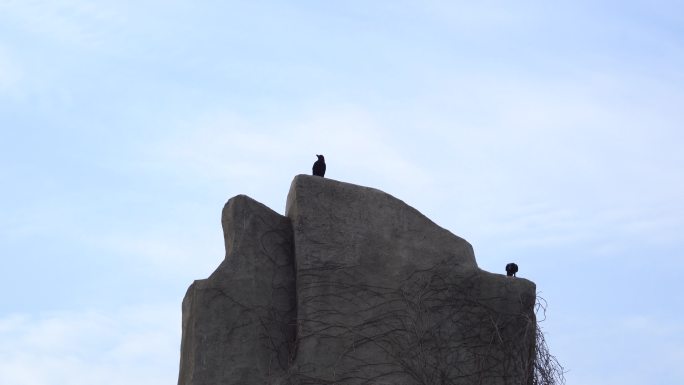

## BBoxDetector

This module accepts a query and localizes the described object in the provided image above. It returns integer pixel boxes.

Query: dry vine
[266,258,567,385]
[532,296,566,385]
[241,254,565,385]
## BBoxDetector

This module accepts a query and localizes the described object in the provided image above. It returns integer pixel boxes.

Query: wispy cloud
[0,304,179,385]
[408,71,684,253]
[145,105,434,194]
[553,313,684,385]
[0,0,126,50]
[0,45,25,99]
[87,228,224,277]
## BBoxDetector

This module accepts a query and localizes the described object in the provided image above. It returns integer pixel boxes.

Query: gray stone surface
[285,175,535,385]
[177,195,295,385]
[178,176,536,385]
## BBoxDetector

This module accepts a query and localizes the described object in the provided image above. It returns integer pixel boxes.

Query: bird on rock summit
[505,263,518,277]
[312,154,326,177]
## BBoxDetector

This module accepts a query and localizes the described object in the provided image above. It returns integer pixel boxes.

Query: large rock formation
[178,175,536,385]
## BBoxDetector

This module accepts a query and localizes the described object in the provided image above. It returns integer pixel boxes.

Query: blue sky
[1,1,683,384]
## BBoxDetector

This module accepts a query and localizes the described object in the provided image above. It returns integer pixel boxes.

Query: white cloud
[619,314,684,337]
[408,71,684,253]
[0,45,25,98]
[553,313,684,385]
[87,228,224,278]
[419,1,540,30]
[0,0,126,50]
[137,68,684,259]
[0,192,224,278]
[146,105,434,195]
[0,304,180,385]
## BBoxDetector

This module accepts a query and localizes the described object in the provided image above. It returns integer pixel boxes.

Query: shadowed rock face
[178,195,295,385]
[178,176,536,385]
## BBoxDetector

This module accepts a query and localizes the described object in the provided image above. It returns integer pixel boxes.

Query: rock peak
[286,174,477,272]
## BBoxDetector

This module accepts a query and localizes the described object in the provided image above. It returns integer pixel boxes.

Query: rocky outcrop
[178,176,536,385]
[178,195,295,385]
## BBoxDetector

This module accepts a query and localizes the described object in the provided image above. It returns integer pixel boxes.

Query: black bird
[505,263,518,277]
[312,154,326,177]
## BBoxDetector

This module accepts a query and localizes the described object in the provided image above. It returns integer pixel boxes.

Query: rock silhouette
[178,175,537,385]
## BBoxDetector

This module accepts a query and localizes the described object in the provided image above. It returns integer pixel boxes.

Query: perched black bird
[505,263,519,277]
[312,154,326,177]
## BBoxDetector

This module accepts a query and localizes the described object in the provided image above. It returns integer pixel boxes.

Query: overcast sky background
[1,1,683,384]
